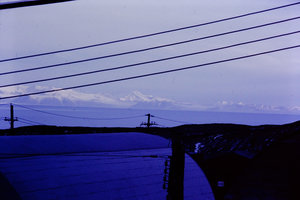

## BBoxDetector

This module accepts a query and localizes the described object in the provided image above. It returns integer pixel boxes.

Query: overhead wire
[17,120,36,126]
[0,0,74,10]
[1,29,299,88]
[0,1,299,63]
[1,44,299,100]
[153,115,191,124]
[18,117,45,125]
[1,16,300,76]
[13,104,145,120]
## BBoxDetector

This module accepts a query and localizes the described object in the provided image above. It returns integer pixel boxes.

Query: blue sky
[0,0,300,114]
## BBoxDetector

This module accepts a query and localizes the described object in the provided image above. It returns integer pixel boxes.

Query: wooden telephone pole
[4,104,18,130]
[140,113,157,128]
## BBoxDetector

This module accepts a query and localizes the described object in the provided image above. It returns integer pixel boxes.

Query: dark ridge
[1,120,299,136]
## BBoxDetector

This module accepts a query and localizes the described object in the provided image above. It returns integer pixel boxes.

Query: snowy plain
[0,132,214,200]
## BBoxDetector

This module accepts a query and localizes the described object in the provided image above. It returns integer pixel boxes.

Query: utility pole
[4,104,18,130]
[146,113,151,128]
[167,133,185,200]
[140,113,157,128]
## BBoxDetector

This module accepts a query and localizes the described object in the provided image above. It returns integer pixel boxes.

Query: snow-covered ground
[0,132,169,155]
[0,133,214,200]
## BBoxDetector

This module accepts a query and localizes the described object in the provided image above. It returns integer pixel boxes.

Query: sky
[0,0,300,114]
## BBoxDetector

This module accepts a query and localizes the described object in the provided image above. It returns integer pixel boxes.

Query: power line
[0,2,299,62]
[0,0,74,10]
[0,44,299,100]
[1,16,299,76]
[153,116,191,124]
[155,123,167,128]
[1,30,299,88]
[13,104,145,120]
[17,120,36,126]
[18,117,45,125]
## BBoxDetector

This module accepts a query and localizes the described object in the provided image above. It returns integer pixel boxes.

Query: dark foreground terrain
[1,121,300,199]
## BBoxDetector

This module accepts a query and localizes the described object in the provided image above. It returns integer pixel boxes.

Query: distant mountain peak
[119,91,180,110]
[120,91,174,103]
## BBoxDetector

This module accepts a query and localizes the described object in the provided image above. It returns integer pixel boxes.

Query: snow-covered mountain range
[1,86,299,114]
